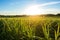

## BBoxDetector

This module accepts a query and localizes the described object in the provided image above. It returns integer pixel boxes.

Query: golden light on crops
[28,15,44,22]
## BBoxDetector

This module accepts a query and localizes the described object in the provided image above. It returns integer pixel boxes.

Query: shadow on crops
[0,19,18,40]
[49,21,58,40]
[35,22,45,39]
[0,20,5,40]
[35,21,60,40]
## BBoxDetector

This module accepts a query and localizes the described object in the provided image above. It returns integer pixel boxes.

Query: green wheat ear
[55,22,60,40]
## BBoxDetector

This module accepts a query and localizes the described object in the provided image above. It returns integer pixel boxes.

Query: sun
[23,5,44,15]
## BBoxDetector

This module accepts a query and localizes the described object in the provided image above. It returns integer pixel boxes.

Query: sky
[0,0,60,15]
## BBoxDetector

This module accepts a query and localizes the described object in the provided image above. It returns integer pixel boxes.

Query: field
[0,16,60,40]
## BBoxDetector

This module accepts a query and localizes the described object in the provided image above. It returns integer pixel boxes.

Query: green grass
[0,16,60,40]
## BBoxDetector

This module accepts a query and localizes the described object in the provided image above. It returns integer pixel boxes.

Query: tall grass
[0,17,60,40]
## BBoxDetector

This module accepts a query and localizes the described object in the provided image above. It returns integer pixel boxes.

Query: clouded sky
[0,0,60,15]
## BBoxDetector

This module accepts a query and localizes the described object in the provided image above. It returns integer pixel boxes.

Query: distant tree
[57,13,60,16]
[47,14,54,16]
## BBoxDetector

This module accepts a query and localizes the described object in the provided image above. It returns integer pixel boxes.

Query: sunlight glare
[23,5,45,15]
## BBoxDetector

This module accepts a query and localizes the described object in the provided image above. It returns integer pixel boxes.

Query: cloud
[0,11,22,15]
[23,1,60,15]
[38,1,60,14]
[25,1,60,10]
[41,8,60,14]
[37,1,60,7]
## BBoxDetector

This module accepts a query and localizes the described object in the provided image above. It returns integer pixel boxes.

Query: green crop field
[0,16,60,40]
